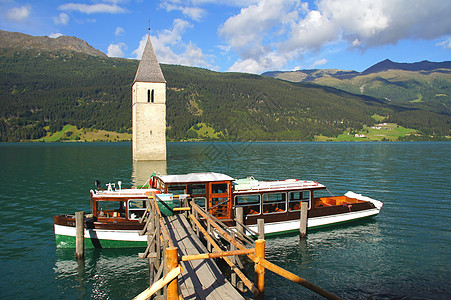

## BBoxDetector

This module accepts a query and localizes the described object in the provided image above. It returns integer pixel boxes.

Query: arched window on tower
[147,89,155,103]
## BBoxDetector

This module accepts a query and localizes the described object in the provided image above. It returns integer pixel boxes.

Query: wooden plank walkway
[164,214,245,300]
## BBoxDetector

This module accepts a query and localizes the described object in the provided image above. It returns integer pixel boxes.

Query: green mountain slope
[0,47,449,142]
[263,59,451,116]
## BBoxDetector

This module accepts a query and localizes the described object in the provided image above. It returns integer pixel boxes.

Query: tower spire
[133,32,166,84]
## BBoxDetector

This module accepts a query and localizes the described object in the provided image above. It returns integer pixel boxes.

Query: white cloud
[7,5,31,22]
[160,2,206,21]
[219,0,451,73]
[132,35,147,59]
[53,12,69,25]
[282,9,337,52]
[312,58,327,68]
[115,26,125,36]
[107,42,127,57]
[58,3,127,14]
[157,19,192,45]
[48,33,63,38]
[318,0,451,48]
[437,37,451,50]
[219,0,297,56]
[132,19,212,68]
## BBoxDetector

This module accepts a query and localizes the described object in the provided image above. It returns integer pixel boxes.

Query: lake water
[0,142,449,299]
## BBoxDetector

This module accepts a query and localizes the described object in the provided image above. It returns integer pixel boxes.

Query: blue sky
[1,0,450,74]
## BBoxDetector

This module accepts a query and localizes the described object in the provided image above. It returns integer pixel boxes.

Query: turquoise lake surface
[0,142,449,299]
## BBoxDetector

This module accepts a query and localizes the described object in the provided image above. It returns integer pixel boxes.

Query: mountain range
[263,59,451,114]
[0,30,449,142]
[0,30,106,57]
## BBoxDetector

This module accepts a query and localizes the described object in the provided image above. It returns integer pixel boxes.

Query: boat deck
[165,214,244,300]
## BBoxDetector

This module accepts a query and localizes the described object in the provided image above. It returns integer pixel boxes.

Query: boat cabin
[231,177,328,223]
[90,187,156,222]
[152,172,235,219]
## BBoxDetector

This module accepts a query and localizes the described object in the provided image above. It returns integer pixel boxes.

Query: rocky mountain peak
[0,30,107,58]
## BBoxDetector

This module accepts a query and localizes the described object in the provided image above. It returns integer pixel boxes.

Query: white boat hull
[54,224,147,248]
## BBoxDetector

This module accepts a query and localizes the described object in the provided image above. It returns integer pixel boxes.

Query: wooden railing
[189,202,341,300]
[134,195,341,300]
[134,193,178,299]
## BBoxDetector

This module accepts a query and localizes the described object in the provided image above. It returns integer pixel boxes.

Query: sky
[1,0,450,74]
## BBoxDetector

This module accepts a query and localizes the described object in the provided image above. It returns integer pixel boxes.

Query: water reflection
[54,248,148,299]
[132,160,167,186]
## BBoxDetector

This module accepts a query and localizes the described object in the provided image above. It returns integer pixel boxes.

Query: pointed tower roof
[133,35,166,83]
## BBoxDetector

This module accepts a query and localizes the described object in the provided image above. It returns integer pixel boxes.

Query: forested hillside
[0,48,449,142]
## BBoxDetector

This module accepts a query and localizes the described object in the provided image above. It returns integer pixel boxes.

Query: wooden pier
[166,214,244,299]
[134,194,341,300]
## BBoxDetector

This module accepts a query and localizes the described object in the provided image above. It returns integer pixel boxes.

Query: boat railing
[234,180,324,193]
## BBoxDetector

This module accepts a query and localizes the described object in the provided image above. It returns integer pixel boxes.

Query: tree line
[0,48,449,142]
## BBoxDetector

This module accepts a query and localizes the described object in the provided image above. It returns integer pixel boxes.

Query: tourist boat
[54,173,383,248]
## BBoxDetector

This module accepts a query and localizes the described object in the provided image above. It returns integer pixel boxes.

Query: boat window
[189,184,206,196]
[288,191,309,211]
[155,179,165,190]
[263,192,286,214]
[193,197,206,210]
[235,194,260,216]
[211,183,227,194]
[168,185,186,194]
[168,185,186,208]
[128,199,147,220]
[236,194,260,205]
[96,200,126,218]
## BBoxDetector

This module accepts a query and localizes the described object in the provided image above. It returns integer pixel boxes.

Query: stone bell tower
[132,34,166,161]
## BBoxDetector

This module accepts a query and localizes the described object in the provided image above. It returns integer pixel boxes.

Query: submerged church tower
[132,34,167,161]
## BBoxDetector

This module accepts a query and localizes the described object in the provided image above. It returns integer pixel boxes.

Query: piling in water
[299,202,308,239]
[75,211,84,259]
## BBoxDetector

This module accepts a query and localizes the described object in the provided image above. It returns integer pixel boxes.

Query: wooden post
[75,211,84,259]
[257,219,265,240]
[257,258,342,300]
[166,247,179,300]
[236,207,244,234]
[194,209,199,237]
[230,232,237,287]
[255,239,265,300]
[156,207,161,273]
[300,201,308,239]
[207,221,212,252]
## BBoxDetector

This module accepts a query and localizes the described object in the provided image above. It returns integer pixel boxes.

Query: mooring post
[75,211,85,259]
[236,206,244,234]
[166,247,179,300]
[257,219,265,240]
[255,239,265,300]
[299,201,308,239]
